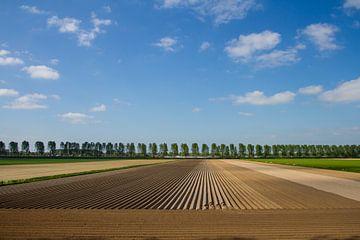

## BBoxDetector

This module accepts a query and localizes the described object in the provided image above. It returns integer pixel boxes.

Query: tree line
[0,141,359,158]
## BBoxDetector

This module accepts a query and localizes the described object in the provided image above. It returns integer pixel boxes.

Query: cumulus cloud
[0,49,24,65]
[343,0,360,10]
[302,23,340,51]
[255,44,305,68]
[47,14,111,47]
[20,5,47,14]
[157,0,259,25]
[298,85,323,95]
[154,37,178,52]
[320,77,360,103]
[224,31,281,62]
[0,88,19,97]
[48,16,81,33]
[58,112,93,124]
[239,111,254,116]
[3,93,47,110]
[89,104,106,112]
[78,13,111,47]
[0,57,24,66]
[230,90,296,105]
[0,49,10,56]
[199,41,211,51]
[22,65,59,80]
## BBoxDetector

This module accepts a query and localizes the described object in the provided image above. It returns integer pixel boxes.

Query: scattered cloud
[343,0,360,10]
[255,44,305,68]
[230,90,296,105]
[103,6,112,13]
[225,31,281,62]
[301,23,340,51]
[0,80,6,84]
[153,37,178,52]
[50,94,61,100]
[224,31,304,68]
[239,111,254,116]
[3,93,47,110]
[22,65,59,80]
[298,85,323,95]
[192,107,202,112]
[0,49,10,56]
[113,98,132,106]
[58,112,93,124]
[48,16,81,33]
[0,57,24,66]
[0,88,19,97]
[319,77,360,103]
[50,58,59,65]
[199,41,211,51]
[47,14,111,47]
[157,0,260,25]
[89,104,106,112]
[0,49,24,65]
[20,5,47,15]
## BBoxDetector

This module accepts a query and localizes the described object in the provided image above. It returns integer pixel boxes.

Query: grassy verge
[246,158,360,173]
[0,163,160,186]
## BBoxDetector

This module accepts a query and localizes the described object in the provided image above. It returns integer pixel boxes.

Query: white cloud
[22,65,59,80]
[78,14,111,47]
[154,37,178,52]
[320,77,360,103]
[224,31,281,62]
[157,0,259,25]
[199,41,211,51]
[58,112,93,124]
[50,94,61,100]
[3,93,47,110]
[298,85,323,95]
[47,14,111,47]
[344,0,360,9]
[255,44,305,68]
[0,57,24,66]
[0,88,19,97]
[103,6,112,13]
[20,5,47,14]
[89,104,106,112]
[48,16,81,33]
[50,58,59,65]
[230,90,295,105]
[302,23,340,51]
[0,49,10,56]
[192,107,202,112]
[239,111,254,116]
[113,98,132,106]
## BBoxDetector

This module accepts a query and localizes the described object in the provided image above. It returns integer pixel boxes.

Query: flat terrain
[0,160,359,239]
[0,159,170,181]
[249,158,360,173]
[0,158,132,165]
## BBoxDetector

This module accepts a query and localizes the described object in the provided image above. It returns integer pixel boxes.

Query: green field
[249,158,360,173]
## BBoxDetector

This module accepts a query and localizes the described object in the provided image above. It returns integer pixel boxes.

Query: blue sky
[0,0,359,145]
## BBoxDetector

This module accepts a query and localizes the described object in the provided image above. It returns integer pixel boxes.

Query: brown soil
[0,160,359,239]
[0,159,171,181]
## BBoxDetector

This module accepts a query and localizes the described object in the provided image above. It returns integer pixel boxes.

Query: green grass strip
[246,158,360,173]
[0,163,162,186]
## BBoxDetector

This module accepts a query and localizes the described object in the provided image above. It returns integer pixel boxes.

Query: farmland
[249,158,360,173]
[0,159,360,239]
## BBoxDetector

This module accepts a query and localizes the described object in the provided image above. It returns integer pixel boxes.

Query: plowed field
[1,160,359,239]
